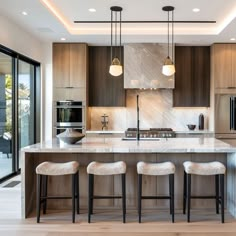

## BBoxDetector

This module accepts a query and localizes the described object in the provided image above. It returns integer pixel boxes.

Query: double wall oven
[55,100,85,134]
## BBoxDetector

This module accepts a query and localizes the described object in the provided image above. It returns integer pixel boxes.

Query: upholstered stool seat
[183,161,225,176]
[87,161,126,175]
[137,161,175,223]
[36,161,79,176]
[87,161,126,223]
[36,161,79,223]
[137,161,175,176]
[183,161,226,223]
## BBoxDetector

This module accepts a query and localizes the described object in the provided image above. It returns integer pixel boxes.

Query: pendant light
[109,6,123,77]
[162,6,175,76]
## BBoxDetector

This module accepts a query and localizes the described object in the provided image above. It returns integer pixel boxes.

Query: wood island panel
[22,152,230,218]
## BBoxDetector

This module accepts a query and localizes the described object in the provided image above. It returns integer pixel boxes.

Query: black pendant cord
[167,10,170,58]
[172,10,174,62]
[115,11,117,58]
[120,10,122,64]
[110,10,113,63]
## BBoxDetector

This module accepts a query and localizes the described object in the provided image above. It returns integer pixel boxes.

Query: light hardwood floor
[1,209,236,236]
[1,176,236,236]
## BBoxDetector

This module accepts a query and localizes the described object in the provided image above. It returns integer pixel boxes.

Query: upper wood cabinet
[89,46,126,107]
[53,43,88,88]
[173,46,210,107]
[212,44,236,89]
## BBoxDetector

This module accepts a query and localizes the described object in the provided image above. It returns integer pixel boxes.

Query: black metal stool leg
[122,173,126,223]
[91,174,94,215]
[138,174,142,223]
[72,174,76,223]
[170,174,175,223]
[220,174,224,223]
[215,175,219,214]
[76,171,80,214]
[187,173,191,222]
[42,175,48,214]
[36,174,42,223]
[169,174,172,214]
[183,171,187,214]
[88,174,93,223]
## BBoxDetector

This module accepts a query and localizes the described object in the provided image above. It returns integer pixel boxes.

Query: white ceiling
[0,0,236,45]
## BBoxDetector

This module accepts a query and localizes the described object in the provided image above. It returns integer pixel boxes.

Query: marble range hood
[124,43,175,89]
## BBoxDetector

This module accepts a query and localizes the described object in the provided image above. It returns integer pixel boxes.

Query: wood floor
[0,209,236,236]
[1,176,236,236]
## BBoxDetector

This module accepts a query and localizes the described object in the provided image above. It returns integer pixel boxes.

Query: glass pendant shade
[109,57,122,76]
[162,56,176,76]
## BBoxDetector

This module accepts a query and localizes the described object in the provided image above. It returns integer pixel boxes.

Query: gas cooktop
[125,128,176,138]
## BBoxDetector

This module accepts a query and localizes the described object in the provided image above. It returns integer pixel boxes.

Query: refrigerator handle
[230,97,232,130]
[230,97,236,130]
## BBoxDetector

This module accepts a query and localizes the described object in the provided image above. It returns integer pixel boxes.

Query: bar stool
[137,161,175,223]
[36,161,79,223]
[183,161,226,223]
[87,161,126,223]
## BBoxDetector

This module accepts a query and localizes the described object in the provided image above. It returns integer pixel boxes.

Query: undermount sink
[122,137,160,141]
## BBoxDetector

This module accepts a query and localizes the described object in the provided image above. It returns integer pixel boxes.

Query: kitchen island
[21,137,236,219]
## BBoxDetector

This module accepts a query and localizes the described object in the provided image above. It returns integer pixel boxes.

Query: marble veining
[21,137,236,154]
[124,43,174,89]
[90,90,210,131]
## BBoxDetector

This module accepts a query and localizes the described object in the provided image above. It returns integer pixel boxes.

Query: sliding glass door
[0,52,13,179]
[0,46,40,181]
[18,60,36,168]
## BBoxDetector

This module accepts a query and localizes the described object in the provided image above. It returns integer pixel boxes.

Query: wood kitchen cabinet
[52,43,90,133]
[53,43,88,88]
[173,46,210,107]
[212,43,236,89]
[89,46,126,107]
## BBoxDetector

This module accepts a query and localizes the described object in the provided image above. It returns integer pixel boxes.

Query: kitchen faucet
[137,95,140,141]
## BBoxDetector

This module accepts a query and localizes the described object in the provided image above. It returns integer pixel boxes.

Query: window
[0,45,40,182]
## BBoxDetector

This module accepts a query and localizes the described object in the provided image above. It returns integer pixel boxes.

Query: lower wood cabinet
[89,46,126,107]
[173,46,210,107]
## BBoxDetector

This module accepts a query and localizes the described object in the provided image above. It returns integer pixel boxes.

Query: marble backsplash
[124,43,174,89]
[89,89,210,131]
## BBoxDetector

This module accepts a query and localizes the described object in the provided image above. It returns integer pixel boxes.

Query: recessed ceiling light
[61,37,66,41]
[230,38,236,41]
[88,8,96,12]
[192,8,200,12]
[22,11,28,16]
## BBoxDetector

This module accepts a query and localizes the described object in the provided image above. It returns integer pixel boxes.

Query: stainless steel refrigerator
[215,94,236,145]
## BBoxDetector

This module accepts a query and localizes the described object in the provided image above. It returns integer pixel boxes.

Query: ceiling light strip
[40,0,71,30]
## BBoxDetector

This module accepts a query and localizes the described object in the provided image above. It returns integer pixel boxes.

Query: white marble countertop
[86,130,124,134]
[175,130,214,134]
[21,137,236,153]
[86,130,214,135]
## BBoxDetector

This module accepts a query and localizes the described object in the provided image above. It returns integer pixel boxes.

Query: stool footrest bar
[92,195,122,199]
[142,196,171,200]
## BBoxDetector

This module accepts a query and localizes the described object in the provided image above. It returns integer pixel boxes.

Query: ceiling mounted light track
[74,20,216,24]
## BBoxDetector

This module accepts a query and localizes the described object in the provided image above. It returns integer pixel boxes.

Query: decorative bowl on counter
[56,128,85,144]
[187,124,196,130]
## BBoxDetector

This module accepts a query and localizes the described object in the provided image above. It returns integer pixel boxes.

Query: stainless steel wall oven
[55,101,85,134]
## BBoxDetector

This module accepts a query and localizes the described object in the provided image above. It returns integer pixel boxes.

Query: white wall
[0,14,42,61]
[41,43,53,141]
[0,13,53,142]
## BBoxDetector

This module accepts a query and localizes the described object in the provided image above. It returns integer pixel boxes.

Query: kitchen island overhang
[21,137,236,220]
